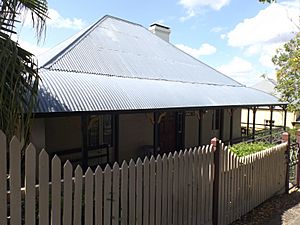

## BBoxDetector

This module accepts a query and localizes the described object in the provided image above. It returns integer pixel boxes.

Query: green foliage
[230,142,275,157]
[0,0,48,141]
[272,33,300,112]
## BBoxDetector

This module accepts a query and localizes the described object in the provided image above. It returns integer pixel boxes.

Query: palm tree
[0,0,48,142]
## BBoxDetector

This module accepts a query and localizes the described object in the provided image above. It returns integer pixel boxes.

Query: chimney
[149,23,171,42]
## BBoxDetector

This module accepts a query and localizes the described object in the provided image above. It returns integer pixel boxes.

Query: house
[30,15,286,169]
[241,77,297,130]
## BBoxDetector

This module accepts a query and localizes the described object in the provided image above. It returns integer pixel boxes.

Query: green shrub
[230,142,275,157]
[287,127,296,142]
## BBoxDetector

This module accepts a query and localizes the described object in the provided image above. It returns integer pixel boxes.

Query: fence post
[297,129,300,187]
[282,132,290,194]
[212,137,220,225]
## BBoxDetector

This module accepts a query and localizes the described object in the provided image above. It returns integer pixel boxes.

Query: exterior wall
[30,108,243,165]
[119,113,153,162]
[184,111,199,148]
[241,108,296,129]
[232,108,242,139]
[201,108,242,144]
[201,110,213,145]
[45,116,81,154]
[222,109,231,141]
[30,118,46,154]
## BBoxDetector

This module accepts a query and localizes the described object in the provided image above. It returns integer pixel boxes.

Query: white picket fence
[0,130,287,225]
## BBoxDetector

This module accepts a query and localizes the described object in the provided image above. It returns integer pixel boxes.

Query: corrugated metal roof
[251,78,278,97]
[39,15,240,87]
[36,15,284,113]
[36,69,282,113]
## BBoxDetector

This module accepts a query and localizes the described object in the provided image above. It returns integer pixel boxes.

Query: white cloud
[18,39,49,56]
[179,10,196,22]
[22,8,85,30]
[179,0,231,11]
[210,26,226,33]
[179,0,231,20]
[218,57,253,75]
[227,3,299,47]
[217,57,260,84]
[225,1,299,70]
[176,43,217,58]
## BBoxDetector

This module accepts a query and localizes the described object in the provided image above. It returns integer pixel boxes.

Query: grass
[230,142,275,157]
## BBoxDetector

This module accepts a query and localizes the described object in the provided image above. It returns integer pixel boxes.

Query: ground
[231,189,300,225]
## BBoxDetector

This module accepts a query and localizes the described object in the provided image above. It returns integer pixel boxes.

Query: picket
[0,131,6,225]
[197,147,204,225]
[149,156,156,225]
[167,153,173,225]
[155,155,162,225]
[182,150,188,224]
[136,159,143,225]
[84,168,94,225]
[172,152,179,225]
[51,155,61,225]
[128,160,136,225]
[187,149,193,225]
[143,157,150,225]
[192,148,199,225]
[63,161,73,225]
[203,146,209,224]
[95,166,103,225]
[73,166,83,225]
[25,144,36,225]
[161,154,168,225]
[104,164,112,225]
[10,136,21,225]
[39,150,49,225]
[120,161,128,225]
[177,151,184,225]
[112,163,120,225]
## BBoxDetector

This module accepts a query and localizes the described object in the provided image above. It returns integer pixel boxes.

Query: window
[87,114,113,148]
[212,109,221,130]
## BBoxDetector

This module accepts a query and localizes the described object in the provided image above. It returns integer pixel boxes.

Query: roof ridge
[41,16,105,68]
[40,15,144,68]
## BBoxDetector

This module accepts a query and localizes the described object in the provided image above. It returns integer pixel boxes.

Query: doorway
[212,109,221,138]
[159,112,184,154]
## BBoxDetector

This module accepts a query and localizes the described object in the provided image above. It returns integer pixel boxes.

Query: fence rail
[0,130,288,225]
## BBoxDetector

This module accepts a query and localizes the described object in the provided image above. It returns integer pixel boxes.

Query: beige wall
[201,110,213,145]
[201,108,242,144]
[223,109,230,141]
[30,118,46,154]
[45,116,81,153]
[232,109,242,139]
[184,111,199,149]
[119,113,153,162]
[241,108,296,129]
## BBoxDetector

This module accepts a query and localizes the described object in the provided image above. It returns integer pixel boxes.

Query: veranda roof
[36,15,284,114]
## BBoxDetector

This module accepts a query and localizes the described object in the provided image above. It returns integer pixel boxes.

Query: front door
[159,112,184,154]
[159,112,176,154]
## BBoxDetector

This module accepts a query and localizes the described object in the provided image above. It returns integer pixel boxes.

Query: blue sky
[18,0,299,85]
